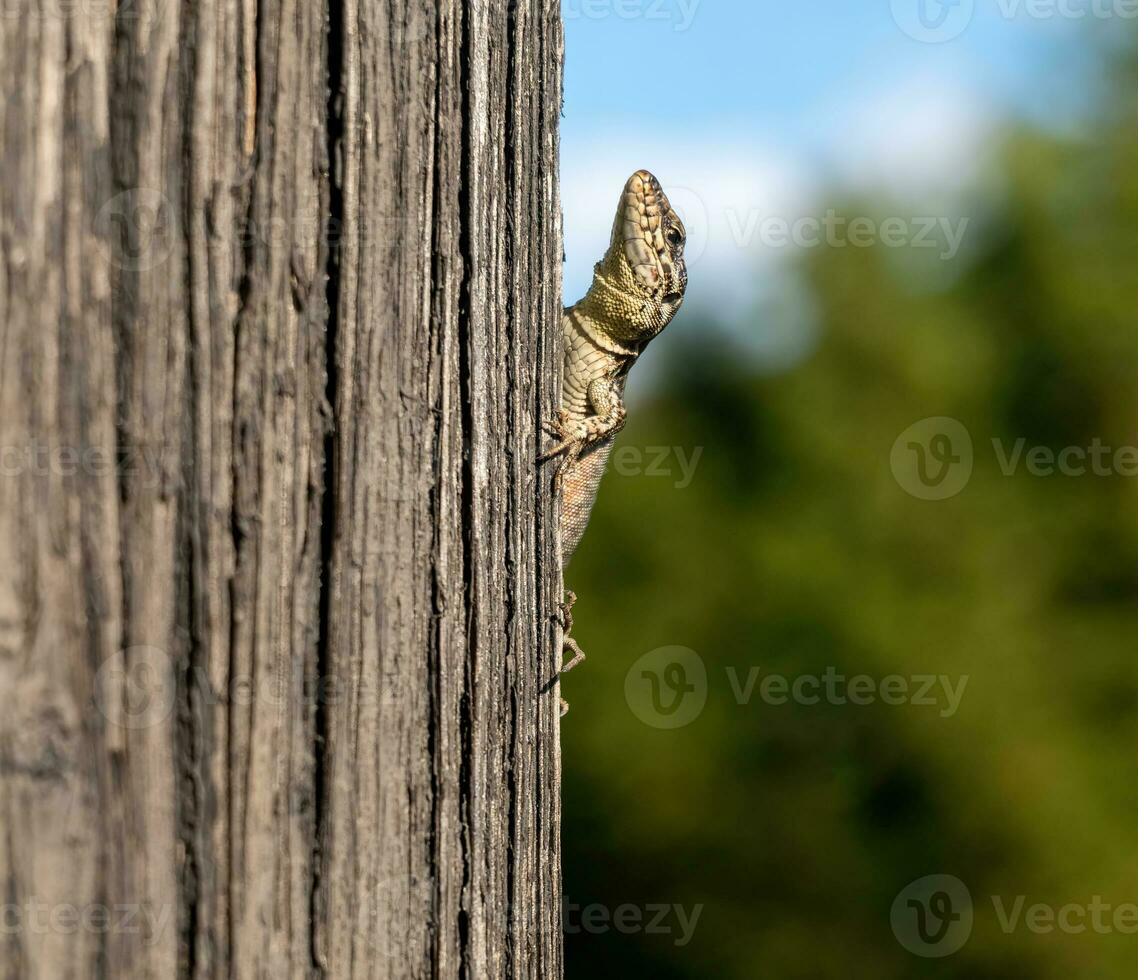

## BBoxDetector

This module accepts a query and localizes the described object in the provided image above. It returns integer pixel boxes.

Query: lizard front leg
[539,375,628,478]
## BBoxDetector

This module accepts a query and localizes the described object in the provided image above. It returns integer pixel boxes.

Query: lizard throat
[566,301,641,359]
[575,268,671,348]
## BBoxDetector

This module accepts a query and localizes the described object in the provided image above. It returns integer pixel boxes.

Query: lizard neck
[567,254,670,356]
[565,295,642,360]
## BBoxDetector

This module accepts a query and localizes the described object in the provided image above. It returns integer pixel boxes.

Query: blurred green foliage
[562,41,1138,979]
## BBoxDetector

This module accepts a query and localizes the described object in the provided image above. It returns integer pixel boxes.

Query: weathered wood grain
[0,0,563,976]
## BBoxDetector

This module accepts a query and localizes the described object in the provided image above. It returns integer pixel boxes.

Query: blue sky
[563,0,1088,132]
[560,0,1100,315]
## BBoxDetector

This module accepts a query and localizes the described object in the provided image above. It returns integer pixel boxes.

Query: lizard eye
[665,225,684,249]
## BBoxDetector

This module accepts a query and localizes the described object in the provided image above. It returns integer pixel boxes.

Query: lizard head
[595,170,688,341]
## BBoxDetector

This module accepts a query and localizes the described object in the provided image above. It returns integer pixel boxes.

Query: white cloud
[817,69,996,198]
[559,69,996,373]
[560,130,815,308]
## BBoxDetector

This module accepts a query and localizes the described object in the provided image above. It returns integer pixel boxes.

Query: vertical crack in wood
[457,1,477,975]
[502,4,522,974]
[426,1,449,974]
[176,3,204,976]
[310,0,346,973]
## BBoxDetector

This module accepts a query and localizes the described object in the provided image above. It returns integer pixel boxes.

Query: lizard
[540,169,688,712]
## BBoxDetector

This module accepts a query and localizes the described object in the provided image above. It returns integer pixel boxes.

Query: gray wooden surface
[0,1,564,976]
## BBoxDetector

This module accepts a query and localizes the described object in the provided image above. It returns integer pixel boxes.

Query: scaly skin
[541,170,688,707]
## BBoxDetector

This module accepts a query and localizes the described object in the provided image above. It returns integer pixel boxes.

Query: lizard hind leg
[556,590,585,716]
[558,637,586,715]
[557,589,585,673]
[559,589,577,634]
[561,636,586,674]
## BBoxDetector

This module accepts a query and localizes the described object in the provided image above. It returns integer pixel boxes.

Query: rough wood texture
[0,0,563,977]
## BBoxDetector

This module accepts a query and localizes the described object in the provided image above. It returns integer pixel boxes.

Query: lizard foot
[556,590,584,715]
[554,589,585,673]
[538,410,586,466]
[561,635,586,674]
[558,589,577,634]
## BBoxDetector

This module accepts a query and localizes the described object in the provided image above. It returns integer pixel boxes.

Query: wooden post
[0,1,563,976]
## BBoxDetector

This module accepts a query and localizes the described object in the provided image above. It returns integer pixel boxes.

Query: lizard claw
[541,409,570,439]
[538,443,569,464]
[557,590,577,634]
[561,636,586,674]
[556,590,584,716]
[538,410,581,463]
[556,591,585,673]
